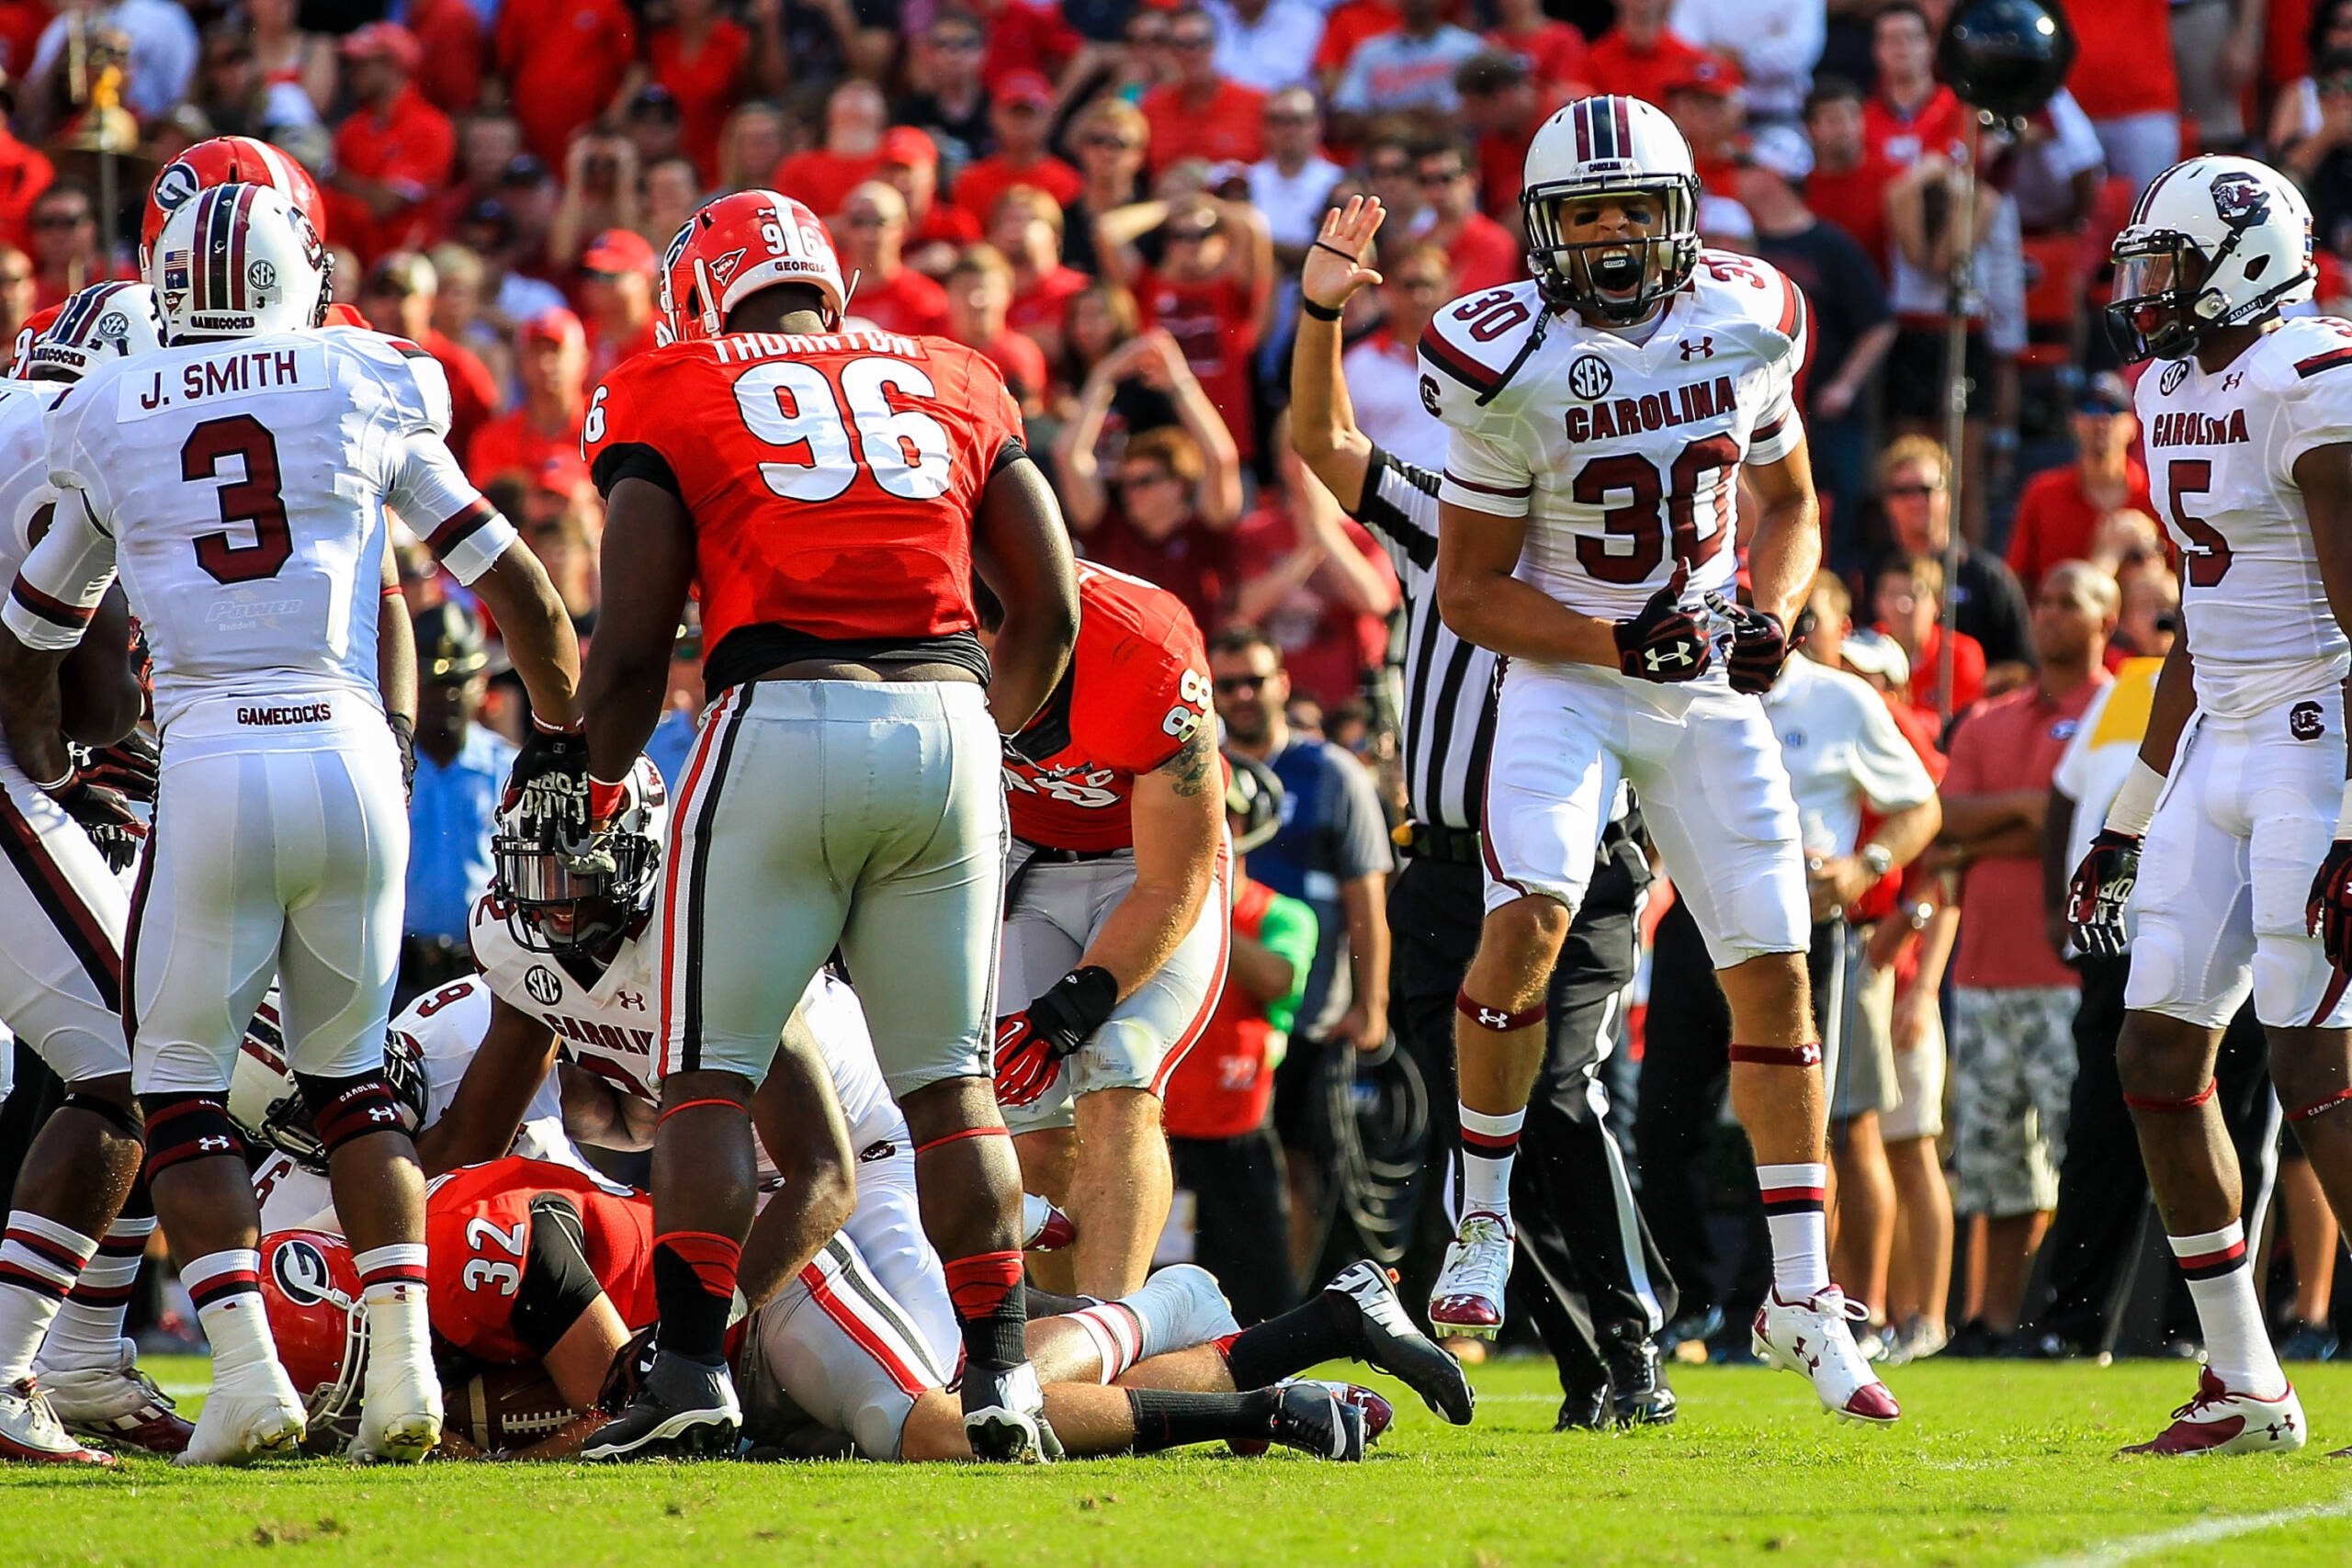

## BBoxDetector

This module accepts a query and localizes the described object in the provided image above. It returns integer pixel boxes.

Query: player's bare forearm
[2136,625,2199,776]
[0,630,71,785]
[1743,440,1823,624]
[1340,871,1389,1019]
[57,586,141,746]
[471,545,582,728]
[1870,795,1941,872]
[539,1293,632,1414]
[1080,730,1222,1000]
[376,542,417,729]
[1287,310,1374,510]
[419,996,561,1177]
[740,1022,857,1312]
[974,457,1080,735]
[1436,501,1621,666]
[2294,442,2352,649]
[580,478,695,781]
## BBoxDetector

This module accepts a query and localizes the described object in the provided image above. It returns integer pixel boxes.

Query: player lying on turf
[256,1153,1467,1462]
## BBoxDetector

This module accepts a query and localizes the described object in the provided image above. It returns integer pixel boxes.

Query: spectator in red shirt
[1062,423,1241,634]
[1139,8,1268,177]
[1804,74,1894,279]
[1100,194,1272,462]
[402,0,483,118]
[1456,50,1549,228]
[879,127,979,277]
[990,184,1090,367]
[2007,375,2154,595]
[1581,0,1709,111]
[978,0,1085,95]
[327,24,455,265]
[1862,4,1970,174]
[468,308,589,491]
[1229,441,1399,708]
[1417,141,1519,292]
[953,70,1083,223]
[495,0,635,167]
[1662,53,1744,198]
[773,78,888,220]
[945,243,1049,413]
[360,250,502,464]
[579,228,662,383]
[2061,0,2180,197]
[1487,0,1587,96]
[650,0,754,186]
[0,103,51,255]
[1873,553,1986,720]
[833,180,951,337]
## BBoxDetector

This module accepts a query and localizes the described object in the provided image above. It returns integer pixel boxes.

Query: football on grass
[447,1365,581,1453]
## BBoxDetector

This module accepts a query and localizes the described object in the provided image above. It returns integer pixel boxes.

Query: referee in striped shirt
[1291,196,1678,1428]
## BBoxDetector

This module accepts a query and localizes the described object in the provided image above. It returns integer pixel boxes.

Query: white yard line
[2018,1495,2352,1568]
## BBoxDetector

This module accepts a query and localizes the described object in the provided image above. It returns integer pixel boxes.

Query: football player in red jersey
[989,561,1226,1298]
[570,190,1079,1461]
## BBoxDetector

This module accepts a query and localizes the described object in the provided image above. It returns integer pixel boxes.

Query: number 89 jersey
[581,328,1027,689]
[1419,255,1808,626]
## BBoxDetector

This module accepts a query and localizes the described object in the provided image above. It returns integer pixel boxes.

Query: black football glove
[2067,828,2142,959]
[1704,592,1791,695]
[1613,562,1711,683]
[75,729,160,805]
[2308,838,2352,972]
[597,1324,659,1416]
[991,965,1118,1109]
[387,712,416,806]
[46,771,147,873]
[502,717,591,833]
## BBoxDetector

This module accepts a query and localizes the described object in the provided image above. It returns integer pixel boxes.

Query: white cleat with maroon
[2121,1369,2304,1457]
[1428,1212,1513,1338]
[1752,1287,1901,1424]
[0,1377,116,1466]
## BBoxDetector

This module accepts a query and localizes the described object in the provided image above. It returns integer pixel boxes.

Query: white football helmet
[2109,154,2314,363]
[227,994,429,1171]
[150,181,332,344]
[1521,95,1700,322]
[14,282,164,382]
[490,753,668,956]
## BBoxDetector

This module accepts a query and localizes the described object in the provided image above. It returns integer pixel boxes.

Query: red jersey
[953,153,1084,224]
[851,266,951,339]
[2064,0,2177,120]
[496,0,636,165]
[1003,562,1210,852]
[1487,20,1587,93]
[1863,87,1973,173]
[1581,27,1710,109]
[468,407,583,490]
[583,328,1024,685]
[651,19,752,185]
[1138,80,1269,176]
[328,87,457,264]
[770,149,883,223]
[424,1157,657,1365]
[1807,155,1896,278]
[1136,266,1257,460]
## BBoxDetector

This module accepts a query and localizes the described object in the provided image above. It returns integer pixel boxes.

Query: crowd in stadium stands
[4,0,2348,1374]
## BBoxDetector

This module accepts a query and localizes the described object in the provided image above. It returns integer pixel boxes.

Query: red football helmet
[258,1230,368,1449]
[142,136,326,272]
[658,190,851,342]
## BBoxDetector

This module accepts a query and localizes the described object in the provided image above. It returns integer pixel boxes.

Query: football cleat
[1601,1331,1676,1427]
[1022,1193,1077,1252]
[1752,1287,1901,1425]
[580,1351,741,1461]
[962,1360,1059,1463]
[1269,1379,1370,1461]
[0,1377,117,1465]
[35,1339,193,1454]
[2120,1369,2306,1457]
[1429,1212,1514,1339]
[351,1353,442,1464]
[1554,1383,1613,1432]
[175,1366,307,1466]
[1326,1260,1475,1425]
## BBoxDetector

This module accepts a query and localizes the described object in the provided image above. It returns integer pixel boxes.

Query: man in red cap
[1664,52,1746,197]
[328,24,455,264]
[580,227,661,381]
[773,80,889,221]
[495,0,636,166]
[468,308,590,489]
[880,126,979,275]
[1140,9,1266,177]
[953,73,1081,224]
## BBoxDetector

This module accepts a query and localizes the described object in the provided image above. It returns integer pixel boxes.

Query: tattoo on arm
[1166,725,1216,797]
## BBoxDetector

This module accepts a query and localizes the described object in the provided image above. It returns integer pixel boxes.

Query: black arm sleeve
[508,1194,604,1359]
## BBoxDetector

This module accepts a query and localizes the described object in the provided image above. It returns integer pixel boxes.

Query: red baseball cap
[340,21,422,72]
[535,452,592,497]
[582,227,657,276]
[518,307,586,349]
[879,126,938,170]
[996,71,1054,110]
[1666,53,1744,98]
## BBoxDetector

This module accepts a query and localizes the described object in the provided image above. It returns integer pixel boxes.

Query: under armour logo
[198,1135,232,1152]
[1477,1008,1510,1028]
[1679,336,1713,361]
[2223,371,2245,391]
[615,989,647,1011]
[1645,646,1695,672]
[367,1105,397,1123]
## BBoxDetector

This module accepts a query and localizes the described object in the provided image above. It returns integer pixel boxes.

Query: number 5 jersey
[1418,254,1808,628]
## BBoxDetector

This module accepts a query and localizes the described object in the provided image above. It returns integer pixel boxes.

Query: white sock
[2169,1222,2288,1399]
[1067,1301,1146,1384]
[1458,1106,1525,1221]
[1757,1163,1830,1297]
[180,1249,277,1381]
[41,1211,153,1368]
[354,1244,432,1375]
[0,1213,96,1382]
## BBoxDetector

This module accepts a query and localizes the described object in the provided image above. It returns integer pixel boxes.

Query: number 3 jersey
[1419,255,1809,626]
[2139,316,2352,717]
[1,327,516,730]
[580,328,1026,693]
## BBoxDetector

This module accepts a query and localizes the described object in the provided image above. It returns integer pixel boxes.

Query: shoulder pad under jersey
[1681,250,1808,368]
[1418,278,1552,434]
[328,326,453,439]
[2250,314,2352,396]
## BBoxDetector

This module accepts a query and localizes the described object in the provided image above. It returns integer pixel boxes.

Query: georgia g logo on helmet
[271,1237,334,1306]
[2211,173,2268,227]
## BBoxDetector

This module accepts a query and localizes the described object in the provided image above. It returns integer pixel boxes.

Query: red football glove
[992,1012,1066,1109]
[991,965,1119,1109]
[2308,838,2352,972]
[2068,829,2142,959]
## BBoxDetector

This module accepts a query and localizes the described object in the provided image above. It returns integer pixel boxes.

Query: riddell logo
[2292,701,2324,739]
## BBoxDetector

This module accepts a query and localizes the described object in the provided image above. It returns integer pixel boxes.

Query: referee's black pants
[2023,953,2275,1352]
[1388,853,1676,1392]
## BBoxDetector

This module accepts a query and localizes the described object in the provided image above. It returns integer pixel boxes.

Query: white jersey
[0,379,59,591]
[467,895,907,1198]
[2140,316,2352,716]
[2,328,514,730]
[1420,254,1808,627]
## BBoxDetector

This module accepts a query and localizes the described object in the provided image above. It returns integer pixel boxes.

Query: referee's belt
[1395,820,1483,866]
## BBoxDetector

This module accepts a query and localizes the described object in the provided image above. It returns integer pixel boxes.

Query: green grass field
[6,1356,2352,1566]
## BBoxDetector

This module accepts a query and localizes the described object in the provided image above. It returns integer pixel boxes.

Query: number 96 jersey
[1419,254,1808,626]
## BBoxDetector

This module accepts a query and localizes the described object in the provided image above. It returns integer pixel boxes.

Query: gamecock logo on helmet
[2211,173,2268,227]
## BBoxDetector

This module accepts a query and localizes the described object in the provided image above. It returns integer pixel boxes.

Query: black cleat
[1554,1382,1613,1432]
[962,1361,1058,1462]
[1270,1381,1367,1461]
[1601,1332,1677,1427]
[1325,1261,1476,1425]
[580,1351,741,1461]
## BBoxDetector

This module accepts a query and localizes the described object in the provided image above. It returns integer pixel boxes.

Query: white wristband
[31,765,72,793]
[2103,758,2165,838]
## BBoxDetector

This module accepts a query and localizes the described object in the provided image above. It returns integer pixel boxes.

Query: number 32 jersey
[2139,315,2352,717]
[1419,254,1808,626]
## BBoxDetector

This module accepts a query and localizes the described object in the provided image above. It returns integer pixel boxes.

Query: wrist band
[1300,296,1343,321]
[2105,757,2165,838]
[32,766,72,793]
[533,712,584,735]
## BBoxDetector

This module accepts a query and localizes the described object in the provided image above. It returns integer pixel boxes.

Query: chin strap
[1476,305,1554,407]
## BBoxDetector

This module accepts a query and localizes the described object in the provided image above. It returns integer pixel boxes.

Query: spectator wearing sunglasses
[1872,434,2035,696]
[1056,412,1242,636]
[897,9,994,177]
[1140,6,1268,177]
[1416,141,1517,294]
[2006,375,2154,598]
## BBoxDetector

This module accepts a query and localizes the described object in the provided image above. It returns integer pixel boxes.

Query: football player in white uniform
[0,184,582,1466]
[0,288,190,1464]
[2070,155,2352,1457]
[1420,96,1894,1422]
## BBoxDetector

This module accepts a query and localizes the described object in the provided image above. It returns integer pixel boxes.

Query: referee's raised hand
[1303,196,1387,315]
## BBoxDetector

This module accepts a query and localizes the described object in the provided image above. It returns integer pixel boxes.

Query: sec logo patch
[1567,355,1613,401]
[525,965,564,1005]
[2159,360,2190,396]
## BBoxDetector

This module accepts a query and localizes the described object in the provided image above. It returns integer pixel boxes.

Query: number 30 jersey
[3,328,517,730]
[2139,315,2352,717]
[580,328,1027,693]
[1419,254,1808,626]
